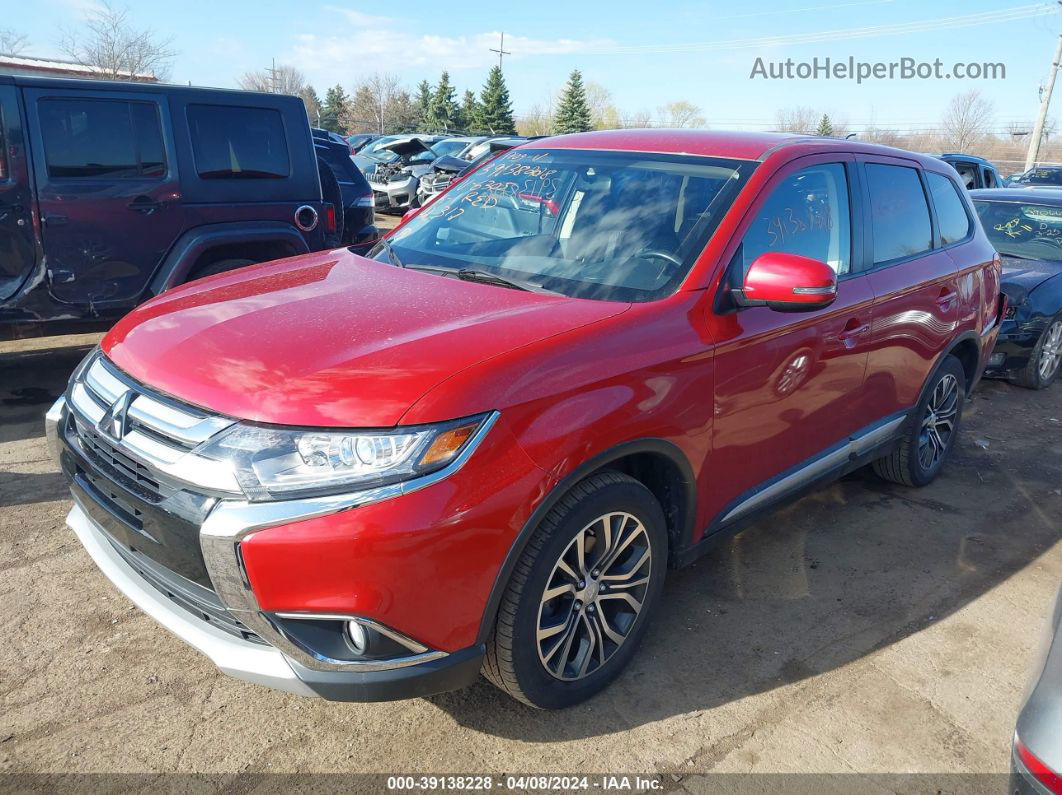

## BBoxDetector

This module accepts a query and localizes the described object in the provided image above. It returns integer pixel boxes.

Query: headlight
[196,414,493,501]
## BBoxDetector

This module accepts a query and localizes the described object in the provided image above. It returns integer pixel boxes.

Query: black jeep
[0,75,374,339]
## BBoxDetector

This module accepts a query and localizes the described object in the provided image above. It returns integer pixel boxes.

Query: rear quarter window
[187,104,290,180]
[865,163,933,264]
[926,172,972,245]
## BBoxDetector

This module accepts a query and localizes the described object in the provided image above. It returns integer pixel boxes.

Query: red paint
[102,131,1002,650]
[742,252,838,306]
[1016,737,1062,794]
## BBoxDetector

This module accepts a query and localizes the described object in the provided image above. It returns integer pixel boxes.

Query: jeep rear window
[39,98,166,179]
[187,105,290,180]
[0,108,6,180]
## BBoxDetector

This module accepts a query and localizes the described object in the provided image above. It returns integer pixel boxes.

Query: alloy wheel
[1038,320,1062,381]
[918,373,959,471]
[536,512,652,681]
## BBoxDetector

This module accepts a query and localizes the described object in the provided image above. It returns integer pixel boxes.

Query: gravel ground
[0,328,1060,791]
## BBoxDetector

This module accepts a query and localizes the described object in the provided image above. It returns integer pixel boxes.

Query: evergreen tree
[459,89,479,133]
[816,113,834,137]
[554,70,592,134]
[414,80,433,132]
[426,71,460,132]
[320,84,350,134]
[476,65,516,135]
[299,86,321,126]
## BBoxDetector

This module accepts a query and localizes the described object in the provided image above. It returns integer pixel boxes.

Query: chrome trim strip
[66,502,317,698]
[198,411,499,673]
[69,382,105,424]
[127,393,233,446]
[45,396,66,463]
[84,358,129,404]
[274,613,430,655]
[720,415,907,525]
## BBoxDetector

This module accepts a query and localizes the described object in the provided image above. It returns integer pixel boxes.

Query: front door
[0,86,36,302]
[706,156,876,525]
[25,88,184,307]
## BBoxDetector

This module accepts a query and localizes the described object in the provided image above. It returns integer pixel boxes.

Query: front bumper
[48,392,490,701]
[984,319,1040,377]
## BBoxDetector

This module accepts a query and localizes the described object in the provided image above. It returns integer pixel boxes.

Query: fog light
[989,352,1006,367]
[346,621,368,654]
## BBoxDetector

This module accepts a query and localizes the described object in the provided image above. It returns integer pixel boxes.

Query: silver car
[1013,584,1062,793]
[366,137,445,213]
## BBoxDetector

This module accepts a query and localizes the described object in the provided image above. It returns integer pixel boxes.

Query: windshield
[975,200,1062,260]
[431,140,470,159]
[1012,168,1062,186]
[372,148,753,302]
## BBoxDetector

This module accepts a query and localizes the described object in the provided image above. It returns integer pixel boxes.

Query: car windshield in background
[431,140,471,159]
[1012,168,1062,186]
[373,148,752,302]
[975,200,1062,260]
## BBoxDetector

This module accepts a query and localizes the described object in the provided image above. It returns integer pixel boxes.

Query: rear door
[0,85,36,302]
[25,87,183,306]
[859,156,961,418]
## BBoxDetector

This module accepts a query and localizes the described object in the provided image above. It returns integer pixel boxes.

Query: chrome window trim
[197,412,499,673]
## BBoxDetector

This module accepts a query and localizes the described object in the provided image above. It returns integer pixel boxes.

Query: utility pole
[1026,32,1062,171]
[268,58,278,93]
[489,32,511,70]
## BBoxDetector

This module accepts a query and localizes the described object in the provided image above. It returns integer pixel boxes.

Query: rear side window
[865,163,932,264]
[738,162,852,275]
[38,98,166,179]
[983,168,997,189]
[187,105,289,179]
[926,172,971,245]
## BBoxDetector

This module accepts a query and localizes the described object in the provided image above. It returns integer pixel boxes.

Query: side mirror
[736,252,838,311]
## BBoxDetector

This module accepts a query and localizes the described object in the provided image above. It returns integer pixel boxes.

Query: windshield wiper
[402,264,557,294]
[371,236,404,269]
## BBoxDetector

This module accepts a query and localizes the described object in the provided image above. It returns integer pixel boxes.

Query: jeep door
[0,85,36,302]
[858,157,961,419]
[706,155,876,526]
[25,88,184,307]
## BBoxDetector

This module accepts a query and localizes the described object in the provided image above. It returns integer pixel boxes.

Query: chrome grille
[67,354,241,496]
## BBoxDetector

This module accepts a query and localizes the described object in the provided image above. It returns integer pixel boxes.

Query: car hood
[381,138,434,158]
[1000,255,1062,303]
[102,250,628,427]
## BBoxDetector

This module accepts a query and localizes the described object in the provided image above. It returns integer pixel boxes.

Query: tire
[185,257,254,282]
[1012,313,1062,390]
[872,355,966,488]
[483,471,668,709]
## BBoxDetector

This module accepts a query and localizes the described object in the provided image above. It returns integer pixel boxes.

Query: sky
[5,0,1062,134]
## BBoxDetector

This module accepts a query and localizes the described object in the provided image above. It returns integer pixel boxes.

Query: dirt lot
[1,329,1061,790]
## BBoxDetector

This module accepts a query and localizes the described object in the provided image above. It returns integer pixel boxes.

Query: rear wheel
[873,355,965,487]
[483,471,668,709]
[1013,314,1062,390]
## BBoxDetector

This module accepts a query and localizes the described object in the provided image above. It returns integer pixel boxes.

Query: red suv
[48,130,1003,709]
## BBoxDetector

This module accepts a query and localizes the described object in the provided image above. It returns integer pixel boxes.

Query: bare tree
[942,90,995,153]
[60,2,175,81]
[657,100,706,128]
[0,28,29,56]
[517,103,553,136]
[774,106,818,134]
[622,110,653,129]
[238,64,307,95]
[346,73,414,134]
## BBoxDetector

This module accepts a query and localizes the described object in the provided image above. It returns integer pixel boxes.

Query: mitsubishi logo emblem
[100,391,133,441]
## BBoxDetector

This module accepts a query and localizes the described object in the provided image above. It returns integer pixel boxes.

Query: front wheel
[1013,314,1062,390]
[872,355,966,487]
[483,471,668,709]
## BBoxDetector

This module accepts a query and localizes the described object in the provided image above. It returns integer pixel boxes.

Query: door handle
[839,319,871,349]
[0,202,22,221]
[935,289,957,308]
[127,196,164,214]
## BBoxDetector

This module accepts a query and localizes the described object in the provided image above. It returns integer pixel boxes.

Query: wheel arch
[476,438,697,645]
[942,330,983,397]
[148,222,310,294]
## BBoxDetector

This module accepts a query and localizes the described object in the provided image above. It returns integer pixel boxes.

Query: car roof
[970,187,1062,203]
[521,128,946,165]
[938,153,994,165]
